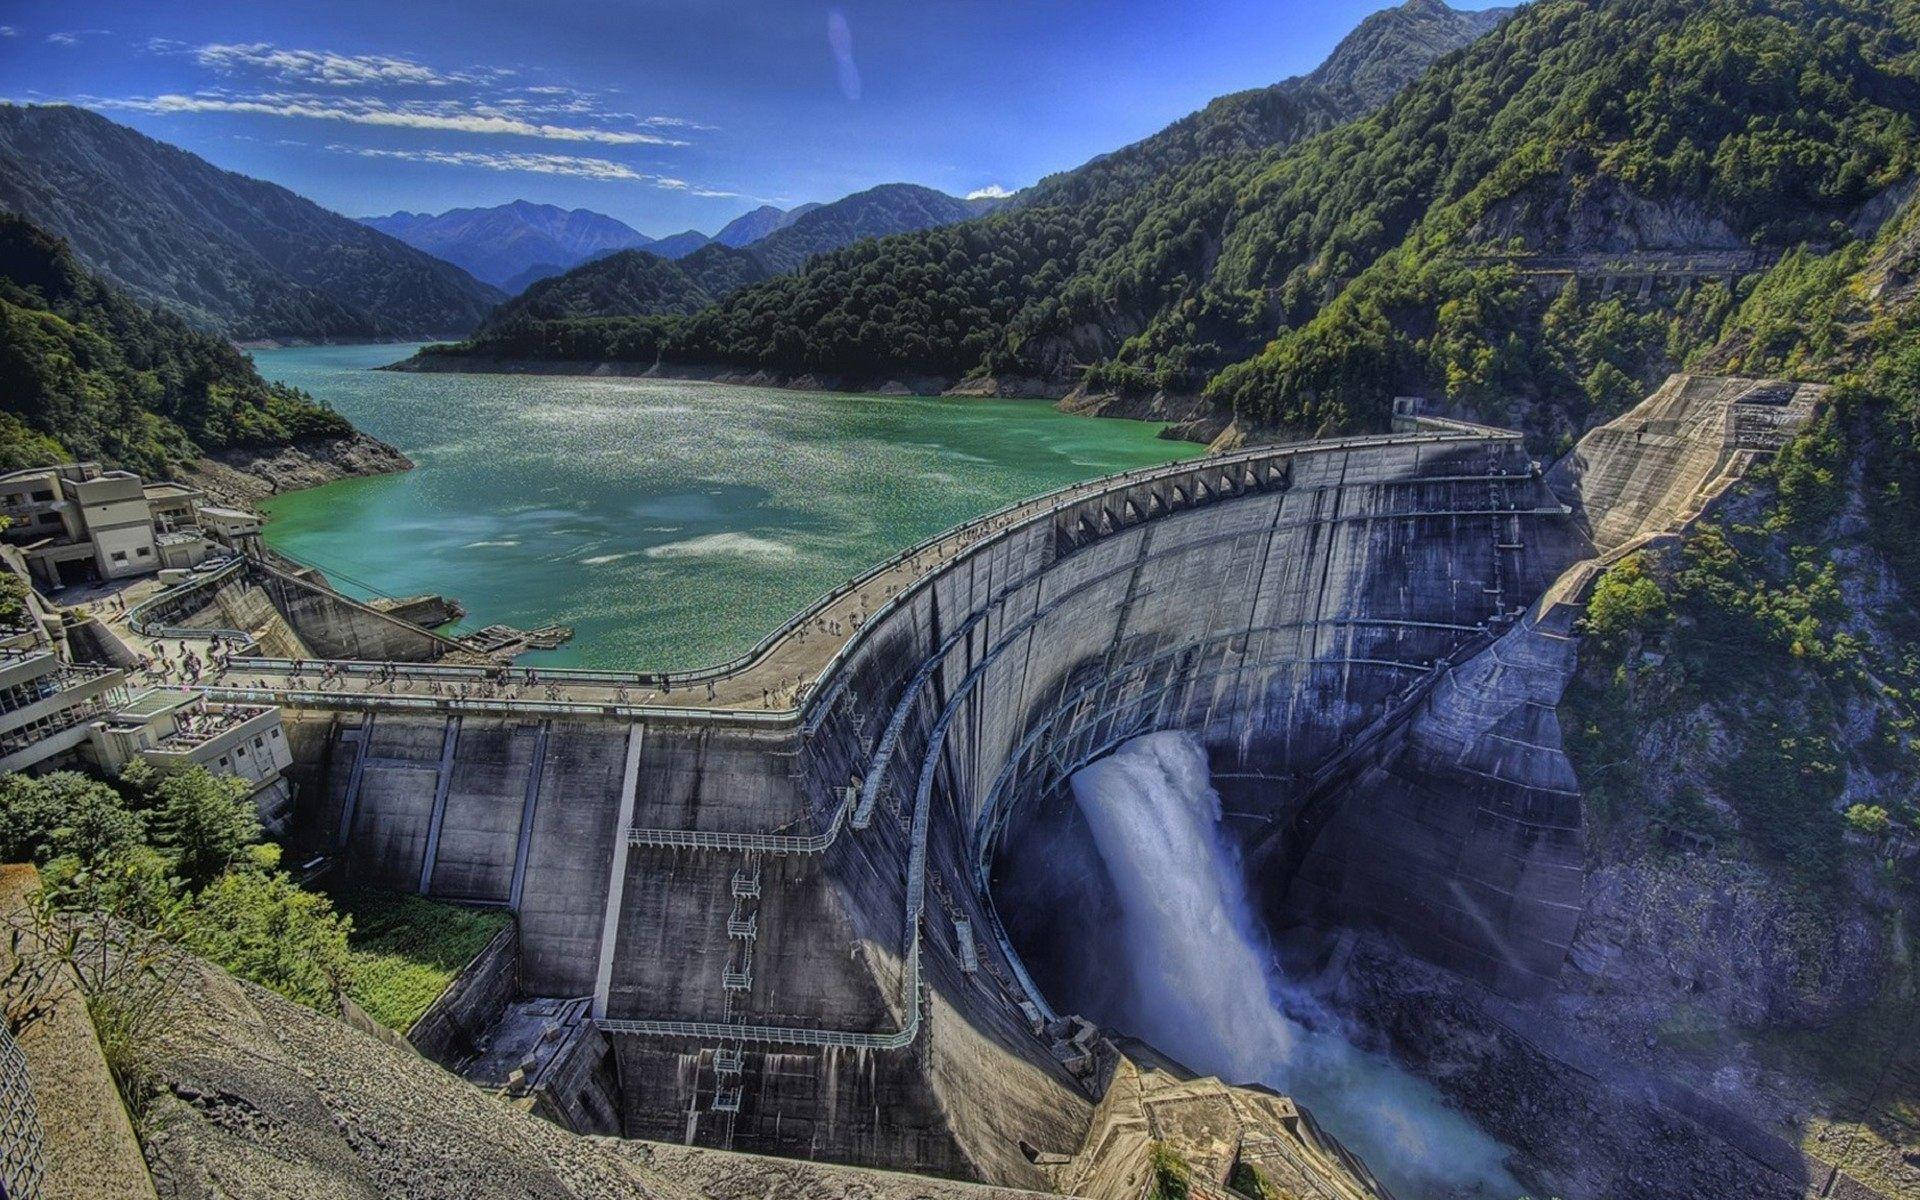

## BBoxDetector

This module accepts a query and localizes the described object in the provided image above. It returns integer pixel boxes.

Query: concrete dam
[188,375,1818,1189]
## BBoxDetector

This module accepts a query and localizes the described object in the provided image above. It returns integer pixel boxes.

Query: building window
[110,551,127,563]
[136,547,151,557]
[270,729,281,739]
[37,513,58,525]
[30,490,52,502]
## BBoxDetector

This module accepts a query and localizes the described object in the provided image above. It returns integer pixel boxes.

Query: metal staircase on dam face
[705,857,761,1130]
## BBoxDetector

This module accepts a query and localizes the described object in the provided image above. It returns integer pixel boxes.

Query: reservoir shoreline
[250,344,1202,669]
[384,349,1235,443]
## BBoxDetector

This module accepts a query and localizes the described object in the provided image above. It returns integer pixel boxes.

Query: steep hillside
[1021,0,1510,211]
[713,202,819,247]
[743,183,994,272]
[411,0,1515,381]
[641,0,1903,445]
[0,213,401,485]
[360,201,654,289]
[1491,189,1920,1200]
[0,105,502,341]
[647,230,713,259]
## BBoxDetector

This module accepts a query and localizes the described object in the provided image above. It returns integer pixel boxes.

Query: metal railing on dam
[125,556,254,644]
[198,425,1531,726]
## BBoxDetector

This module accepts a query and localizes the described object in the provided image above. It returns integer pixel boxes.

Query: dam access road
[109,375,1825,1196]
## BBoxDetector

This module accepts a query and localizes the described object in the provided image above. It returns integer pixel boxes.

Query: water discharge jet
[1069,731,1522,1200]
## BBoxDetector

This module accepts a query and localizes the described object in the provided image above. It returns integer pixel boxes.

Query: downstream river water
[254,344,1199,668]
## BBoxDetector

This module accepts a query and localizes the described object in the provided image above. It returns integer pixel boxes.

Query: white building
[0,465,266,589]
[0,647,130,774]
[0,465,160,587]
[87,689,296,829]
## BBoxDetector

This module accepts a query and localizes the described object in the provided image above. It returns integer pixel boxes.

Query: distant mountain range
[714,203,821,248]
[361,201,656,291]
[0,104,502,341]
[469,183,1004,334]
[367,185,989,300]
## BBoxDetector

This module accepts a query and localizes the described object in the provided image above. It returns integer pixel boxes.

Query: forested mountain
[420,0,1514,384]
[492,243,768,327]
[427,0,1917,453]
[452,183,995,341]
[1018,0,1509,211]
[0,213,358,477]
[0,105,502,342]
[359,201,655,290]
[714,203,820,247]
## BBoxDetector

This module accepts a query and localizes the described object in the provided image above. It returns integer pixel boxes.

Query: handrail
[124,557,252,643]
[222,428,1510,706]
[199,685,796,727]
[654,426,1501,688]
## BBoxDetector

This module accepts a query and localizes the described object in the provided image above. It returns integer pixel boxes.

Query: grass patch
[324,886,509,1031]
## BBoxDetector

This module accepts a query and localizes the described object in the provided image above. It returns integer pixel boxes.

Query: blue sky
[0,1,1508,237]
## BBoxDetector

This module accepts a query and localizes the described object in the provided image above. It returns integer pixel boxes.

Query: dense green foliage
[433,0,1495,377]
[1,767,355,1011]
[0,213,354,476]
[323,887,510,1030]
[0,104,501,339]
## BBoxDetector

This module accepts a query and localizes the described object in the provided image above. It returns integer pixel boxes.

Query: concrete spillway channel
[205,377,1819,1189]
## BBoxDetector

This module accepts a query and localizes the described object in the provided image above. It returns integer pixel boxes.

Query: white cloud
[90,91,689,146]
[329,143,733,193]
[46,29,109,47]
[0,27,18,39]
[966,184,1014,200]
[333,144,643,180]
[195,42,464,87]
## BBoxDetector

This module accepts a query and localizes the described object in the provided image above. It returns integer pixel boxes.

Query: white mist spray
[1070,731,1521,1200]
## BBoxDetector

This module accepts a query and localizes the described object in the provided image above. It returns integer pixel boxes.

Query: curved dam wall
[277,427,1592,1185]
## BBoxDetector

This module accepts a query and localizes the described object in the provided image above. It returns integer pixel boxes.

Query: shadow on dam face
[990,730,1523,1200]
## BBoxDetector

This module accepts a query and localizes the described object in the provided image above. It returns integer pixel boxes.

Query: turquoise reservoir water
[254,345,1199,669]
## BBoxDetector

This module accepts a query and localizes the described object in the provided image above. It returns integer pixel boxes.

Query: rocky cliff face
[194,433,414,502]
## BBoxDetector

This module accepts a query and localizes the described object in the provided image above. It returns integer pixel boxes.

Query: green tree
[0,771,144,864]
[1583,554,1670,647]
[1845,804,1892,836]
[176,870,353,1011]
[148,768,262,890]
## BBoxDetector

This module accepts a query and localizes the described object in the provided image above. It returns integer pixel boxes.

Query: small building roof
[114,688,199,721]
